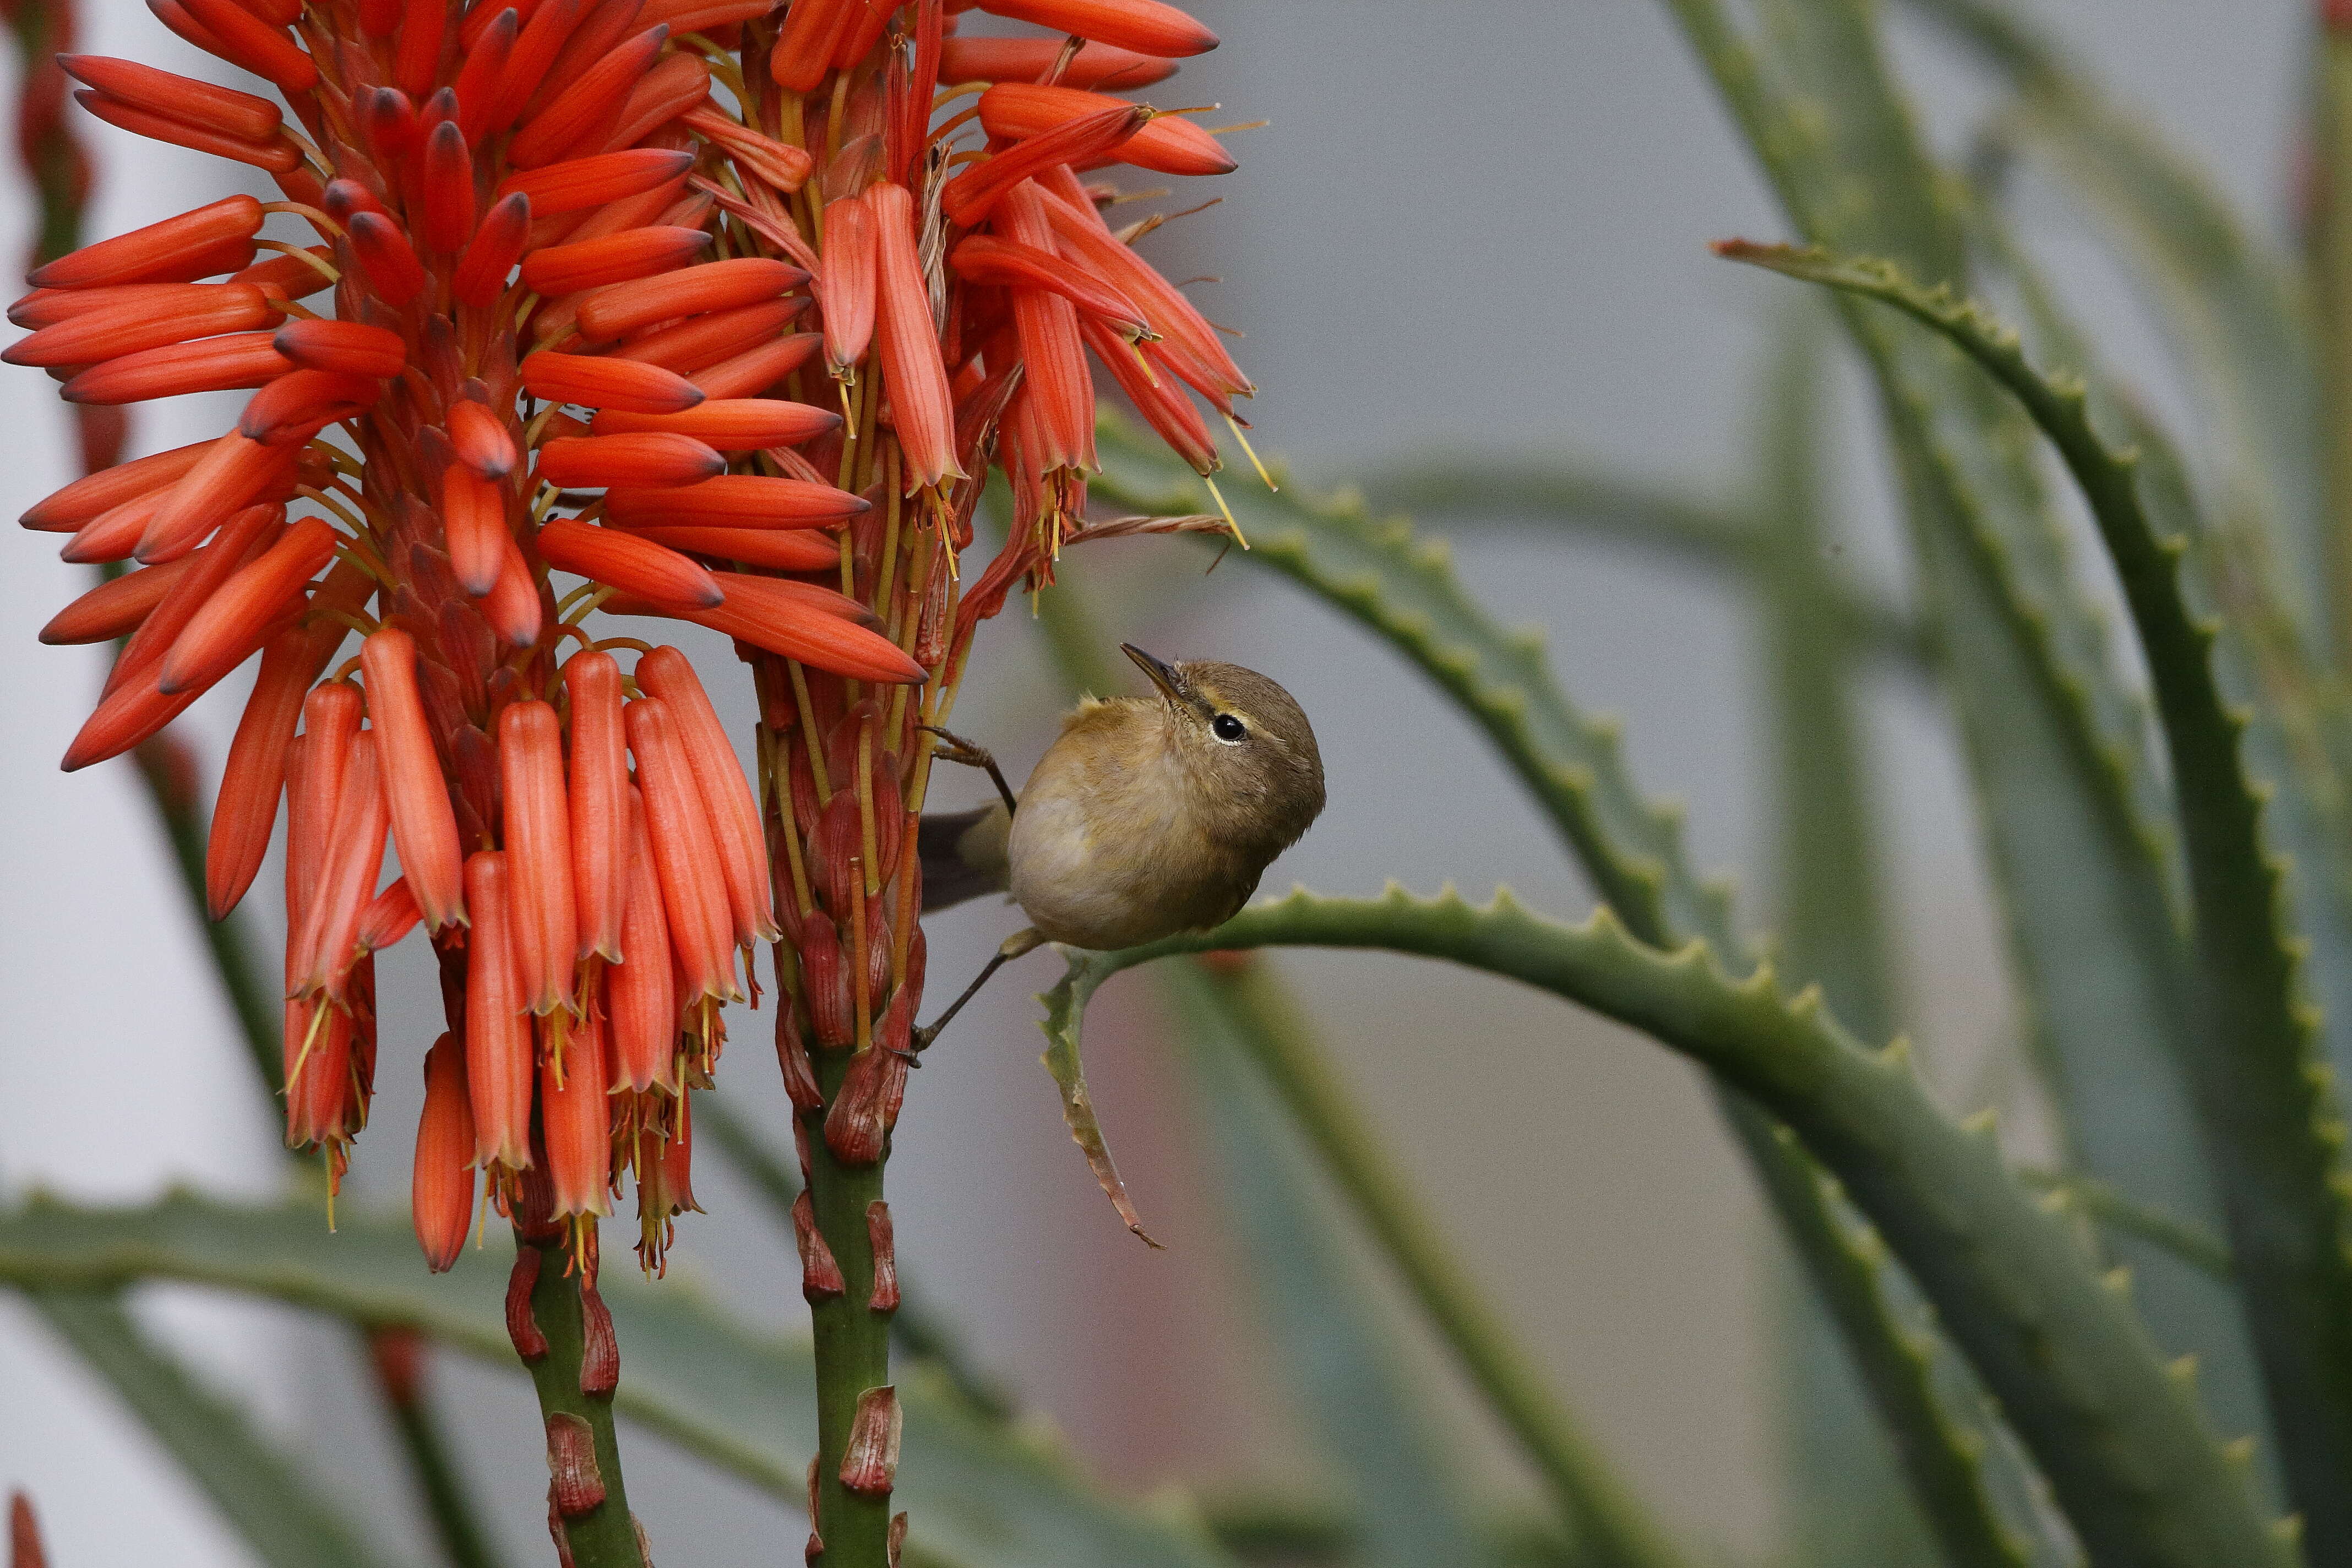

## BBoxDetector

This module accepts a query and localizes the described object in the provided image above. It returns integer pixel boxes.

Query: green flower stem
[698,1094,1010,1423]
[520,1237,641,1567]
[1058,888,2291,1568]
[1191,956,1683,1568]
[803,1048,895,1568]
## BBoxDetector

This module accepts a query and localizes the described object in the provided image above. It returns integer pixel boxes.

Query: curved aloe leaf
[1747,302,1965,1568]
[1098,423,2044,1568]
[1049,886,2294,1568]
[25,1291,392,1568]
[0,1191,1239,1568]
[1901,0,2324,639]
[1663,0,2275,1523]
[1355,460,1934,679]
[1158,959,1518,1568]
[1725,238,2352,1559]
[2009,1174,2233,1284]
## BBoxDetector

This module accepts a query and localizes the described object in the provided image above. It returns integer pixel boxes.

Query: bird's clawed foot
[919,724,1019,815]
[907,927,1047,1054]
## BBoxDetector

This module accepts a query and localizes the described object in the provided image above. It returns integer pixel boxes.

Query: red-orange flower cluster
[15,0,1249,1283]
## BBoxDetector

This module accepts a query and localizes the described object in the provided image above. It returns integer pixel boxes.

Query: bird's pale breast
[1006,710,1255,949]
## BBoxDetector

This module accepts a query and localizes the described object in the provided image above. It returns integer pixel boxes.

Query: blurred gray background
[0,1,2305,1562]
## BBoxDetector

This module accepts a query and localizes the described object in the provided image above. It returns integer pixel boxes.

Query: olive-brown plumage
[912,644,1324,1046]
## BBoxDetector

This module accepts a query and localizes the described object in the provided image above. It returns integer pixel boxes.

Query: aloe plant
[14,1,2352,1566]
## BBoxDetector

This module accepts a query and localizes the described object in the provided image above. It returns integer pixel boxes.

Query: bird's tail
[917,801,1012,912]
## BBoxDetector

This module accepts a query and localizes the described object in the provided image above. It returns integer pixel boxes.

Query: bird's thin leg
[910,927,1047,1055]
[919,724,1019,816]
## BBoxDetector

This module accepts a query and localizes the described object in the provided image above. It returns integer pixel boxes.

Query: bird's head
[1121,643,1326,856]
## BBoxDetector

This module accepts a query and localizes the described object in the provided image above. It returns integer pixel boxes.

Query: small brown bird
[913,643,1325,1047]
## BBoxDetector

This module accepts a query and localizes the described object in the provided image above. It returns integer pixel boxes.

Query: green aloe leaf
[1723,237,2352,1558]
[0,1191,1239,1568]
[1097,423,2040,1568]
[1046,885,2293,1568]
[1902,0,2324,636]
[1662,0,2278,1514]
[1745,302,1947,1567]
[1157,959,1514,1568]
[25,1290,395,1568]
[1355,462,1933,679]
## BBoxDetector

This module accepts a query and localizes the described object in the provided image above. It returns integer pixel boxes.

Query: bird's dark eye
[1212,713,1246,742]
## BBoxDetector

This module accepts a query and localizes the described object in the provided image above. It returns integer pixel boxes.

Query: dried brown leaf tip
[839,1386,903,1498]
[889,1511,909,1568]
[546,1412,607,1517]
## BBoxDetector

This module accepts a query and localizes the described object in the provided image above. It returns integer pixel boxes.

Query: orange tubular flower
[543,1005,614,1219]
[564,649,628,965]
[519,224,713,298]
[816,190,876,380]
[589,398,840,449]
[500,700,581,1016]
[413,1035,478,1272]
[624,695,739,1005]
[464,851,535,1171]
[636,645,776,949]
[537,433,727,490]
[359,629,466,932]
[608,786,679,1092]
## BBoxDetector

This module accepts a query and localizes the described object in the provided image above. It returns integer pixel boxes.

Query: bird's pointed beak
[1121,643,1188,707]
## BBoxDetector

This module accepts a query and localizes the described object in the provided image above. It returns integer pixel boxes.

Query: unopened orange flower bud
[27,195,260,289]
[272,319,407,378]
[602,472,862,527]
[977,0,1217,58]
[136,429,296,563]
[497,148,695,216]
[538,518,725,609]
[6,286,281,369]
[520,224,712,298]
[687,331,824,399]
[510,23,669,168]
[449,400,521,478]
[817,189,876,378]
[19,437,210,531]
[441,461,509,597]
[589,397,839,450]
[157,516,335,694]
[938,35,1177,90]
[61,330,291,407]
[522,350,706,413]
[455,192,533,307]
[538,433,728,490]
